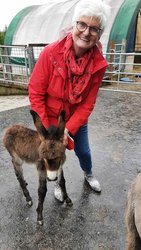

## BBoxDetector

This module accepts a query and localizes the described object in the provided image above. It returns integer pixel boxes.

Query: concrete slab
[0,95,29,112]
[0,90,141,250]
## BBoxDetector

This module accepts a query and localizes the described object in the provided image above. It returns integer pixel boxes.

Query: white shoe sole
[85,178,101,193]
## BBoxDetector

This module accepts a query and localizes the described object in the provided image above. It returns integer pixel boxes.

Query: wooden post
[27,45,35,74]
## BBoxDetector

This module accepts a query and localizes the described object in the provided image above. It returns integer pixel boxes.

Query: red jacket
[28,35,108,135]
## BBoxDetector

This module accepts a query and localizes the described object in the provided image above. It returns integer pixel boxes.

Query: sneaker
[54,183,64,202]
[85,173,101,193]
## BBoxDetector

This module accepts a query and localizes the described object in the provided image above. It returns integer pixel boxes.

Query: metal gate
[0,43,141,93]
[102,41,141,93]
[0,44,45,85]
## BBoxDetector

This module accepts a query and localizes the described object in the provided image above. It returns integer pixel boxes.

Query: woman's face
[72,16,101,57]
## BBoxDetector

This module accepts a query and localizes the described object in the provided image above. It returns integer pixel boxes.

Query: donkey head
[30,110,66,181]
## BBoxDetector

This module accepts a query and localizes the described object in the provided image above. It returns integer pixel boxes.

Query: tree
[0,26,7,45]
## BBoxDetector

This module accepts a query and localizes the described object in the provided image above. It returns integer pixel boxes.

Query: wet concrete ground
[0,90,141,250]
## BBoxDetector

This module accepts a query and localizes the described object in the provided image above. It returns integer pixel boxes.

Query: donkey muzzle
[47,170,58,181]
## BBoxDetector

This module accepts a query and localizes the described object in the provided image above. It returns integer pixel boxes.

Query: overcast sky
[0,0,51,30]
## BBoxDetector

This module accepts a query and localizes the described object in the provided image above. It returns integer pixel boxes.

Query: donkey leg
[125,191,141,250]
[36,160,47,225]
[12,158,32,206]
[54,167,72,206]
[126,231,141,250]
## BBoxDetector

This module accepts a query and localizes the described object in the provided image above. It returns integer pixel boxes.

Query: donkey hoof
[66,198,73,206]
[27,200,33,206]
[37,220,43,226]
[54,186,64,202]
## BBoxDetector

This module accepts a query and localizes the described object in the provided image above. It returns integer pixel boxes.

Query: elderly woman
[28,0,111,197]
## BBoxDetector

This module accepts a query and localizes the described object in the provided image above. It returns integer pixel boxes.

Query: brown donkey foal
[3,110,72,225]
[125,173,141,250]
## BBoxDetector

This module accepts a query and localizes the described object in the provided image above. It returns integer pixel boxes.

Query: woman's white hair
[72,0,111,30]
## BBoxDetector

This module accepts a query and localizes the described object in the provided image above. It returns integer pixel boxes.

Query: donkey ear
[58,110,66,136]
[30,110,48,139]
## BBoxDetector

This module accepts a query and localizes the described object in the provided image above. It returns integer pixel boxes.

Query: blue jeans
[72,124,92,175]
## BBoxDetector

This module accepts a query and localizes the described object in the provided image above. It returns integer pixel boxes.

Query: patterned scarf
[64,33,95,104]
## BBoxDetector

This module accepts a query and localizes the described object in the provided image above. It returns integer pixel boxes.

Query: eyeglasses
[76,21,102,36]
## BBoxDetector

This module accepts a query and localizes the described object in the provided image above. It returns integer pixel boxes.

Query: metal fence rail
[0,45,29,85]
[0,44,45,85]
[0,44,141,93]
[102,51,141,93]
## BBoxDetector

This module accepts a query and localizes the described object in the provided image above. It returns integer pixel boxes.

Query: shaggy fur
[3,110,72,225]
[125,173,141,250]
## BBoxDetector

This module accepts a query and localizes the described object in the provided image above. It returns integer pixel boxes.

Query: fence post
[27,45,35,74]
[109,41,115,81]
[120,39,126,70]
[3,47,13,81]
[117,39,127,84]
